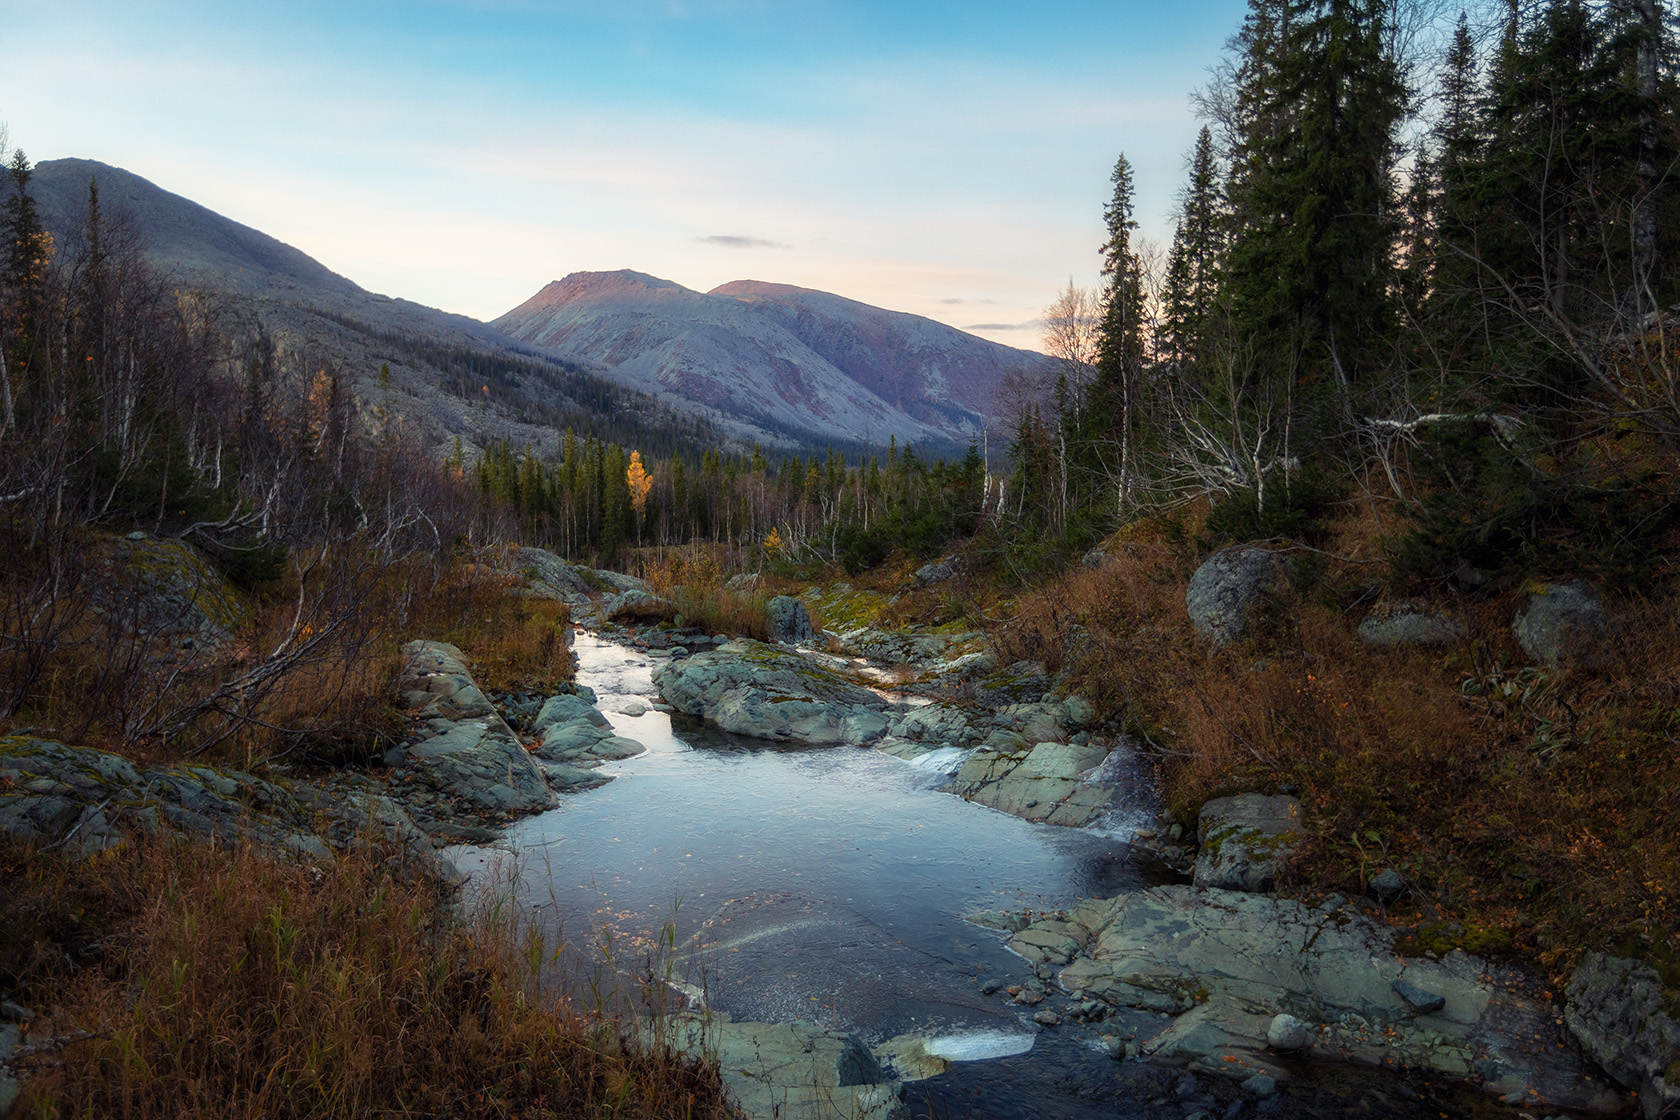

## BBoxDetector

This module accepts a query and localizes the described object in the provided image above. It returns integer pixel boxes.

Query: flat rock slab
[653,639,888,746]
[659,1013,904,1120]
[395,641,556,819]
[944,737,1116,827]
[1010,884,1623,1113]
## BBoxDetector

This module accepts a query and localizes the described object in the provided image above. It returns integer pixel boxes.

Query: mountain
[27,159,721,459]
[495,271,1050,453]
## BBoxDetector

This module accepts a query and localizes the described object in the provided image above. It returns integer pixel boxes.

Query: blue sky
[3,0,1251,347]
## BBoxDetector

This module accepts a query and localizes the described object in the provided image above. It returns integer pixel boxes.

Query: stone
[652,640,888,746]
[1185,548,1284,644]
[1514,580,1613,669]
[766,595,816,644]
[1392,978,1446,1014]
[1061,695,1096,728]
[1357,602,1466,648]
[1266,1013,1313,1051]
[1032,1009,1061,1027]
[657,1013,903,1120]
[602,589,672,622]
[531,693,611,733]
[1081,548,1115,570]
[1241,1073,1279,1098]
[1369,867,1406,903]
[944,739,1114,827]
[1193,793,1303,893]
[1564,952,1680,1118]
[913,556,961,586]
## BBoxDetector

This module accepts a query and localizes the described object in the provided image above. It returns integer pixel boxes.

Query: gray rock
[1082,548,1115,570]
[1357,602,1466,648]
[1564,952,1680,1118]
[1514,580,1612,668]
[1061,695,1096,728]
[1392,978,1446,1014]
[531,693,611,733]
[508,546,596,605]
[766,595,816,644]
[1369,867,1406,903]
[652,640,887,746]
[1040,885,1622,1110]
[603,589,672,622]
[395,641,556,818]
[914,556,961,586]
[1266,1012,1313,1051]
[1186,548,1284,644]
[724,571,762,592]
[1193,793,1303,893]
[658,1013,904,1120]
[1032,1009,1061,1027]
[1241,1073,1279,1098]
[945,739,1115,827]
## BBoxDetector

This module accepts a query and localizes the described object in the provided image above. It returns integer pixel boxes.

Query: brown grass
[994,513,1680,985]
[4,838,737,1120]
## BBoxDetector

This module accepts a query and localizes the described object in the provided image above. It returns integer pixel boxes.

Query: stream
[446,632,1521,1120]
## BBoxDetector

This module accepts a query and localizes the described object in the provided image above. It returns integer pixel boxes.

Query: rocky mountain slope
[495,271,1050,453]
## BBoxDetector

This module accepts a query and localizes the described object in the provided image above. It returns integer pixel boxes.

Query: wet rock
[1564,952,1680,1118]
[945,738,1116,827]
[1193,793,1303,893]
[1357,602,1465,648]
[1241,1073,1278,1098]
[1032,1009,1061,1027]
[1514,580,1612,669]
[875,1034,950,1081]
[767,595,815,644]
[1186,549,1284,644]
[652,639,888,746]
[1392,978,1446,1014]
[659,1012,904,1120]
[531,693,611,733]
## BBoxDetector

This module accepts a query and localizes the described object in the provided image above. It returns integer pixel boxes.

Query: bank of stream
[445,632,1573,1120]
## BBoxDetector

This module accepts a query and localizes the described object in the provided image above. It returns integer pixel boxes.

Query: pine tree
[1092,153,1148,513]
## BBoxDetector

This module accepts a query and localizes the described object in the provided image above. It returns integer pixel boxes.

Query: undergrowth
[2,838,737,1120]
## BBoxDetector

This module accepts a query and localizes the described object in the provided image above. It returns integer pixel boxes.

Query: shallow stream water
[447,633,1517,1120]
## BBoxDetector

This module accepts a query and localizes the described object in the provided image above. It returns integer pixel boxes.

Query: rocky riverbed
[4,546,1673,1119]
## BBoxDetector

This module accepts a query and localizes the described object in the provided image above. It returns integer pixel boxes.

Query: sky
[2,0,1251,350]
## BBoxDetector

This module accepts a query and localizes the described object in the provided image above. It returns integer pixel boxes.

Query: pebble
[978,978,1002,995]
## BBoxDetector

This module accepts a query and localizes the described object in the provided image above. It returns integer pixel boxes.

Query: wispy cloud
[698,234,788,249]
[940,297,995,306]
[966,320,1043,332]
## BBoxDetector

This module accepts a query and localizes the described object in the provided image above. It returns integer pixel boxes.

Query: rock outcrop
[1192,793,1302,893]
[766,595,815,644]
[525,691,645,787]
[944,733,1118,826]
[652,639,889,745]
[1009,885,1623,1113]
[392,641,556,818]
[1564,952,1680,1118]
[1185,549,1283,644]
[98,533,253,650]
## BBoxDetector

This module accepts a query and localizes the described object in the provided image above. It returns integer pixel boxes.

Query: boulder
[99,535,253,648]
[1514,580,1612,668]
[393,641,556,818]
[1186,548,1284,644]
[767,595,815,644]
[1564,952,1680,1118]
[658,1013,904,1120]
[913,556,961,586]
[531,693,611,733]
[602,589,672,622]
[652,639,888,746]
[944,737,1115,827]
[510,546,596,605]
[1193,793,1303,893]
[1038,885,1624,1111]
[1357,602,1465,648]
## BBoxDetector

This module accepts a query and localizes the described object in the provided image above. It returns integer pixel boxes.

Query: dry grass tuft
[4,839,736,1120]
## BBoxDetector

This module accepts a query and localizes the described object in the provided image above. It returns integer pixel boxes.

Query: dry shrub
[998,528,1680,981]
[7,839,735,1120]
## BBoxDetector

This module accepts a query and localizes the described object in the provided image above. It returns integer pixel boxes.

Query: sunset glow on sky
[4,0,1250,348]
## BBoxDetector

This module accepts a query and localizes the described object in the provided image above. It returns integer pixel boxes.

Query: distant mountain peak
[709,279,814,299]
[537,270,693,302]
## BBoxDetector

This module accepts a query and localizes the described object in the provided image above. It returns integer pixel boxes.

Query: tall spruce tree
[1092,153,1148,513]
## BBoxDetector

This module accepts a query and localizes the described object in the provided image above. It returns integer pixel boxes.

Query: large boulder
[393,641,556,818]
[98,534,253,649]
[1025,885,1624,1112]
[1564,952,1680,1118]
[944,732,1119,827]
[1186,548,1283,644]
[1357,602,1465,648]
[1193,793,1303,893]
[766,595,815,644]
[1513,580,1612,668]
[652,639,888,746]
[602,589,672,622]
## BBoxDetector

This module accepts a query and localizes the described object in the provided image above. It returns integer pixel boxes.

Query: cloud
[697,234,788,249]
[966,320,1043,332]
[940,297,995,305]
